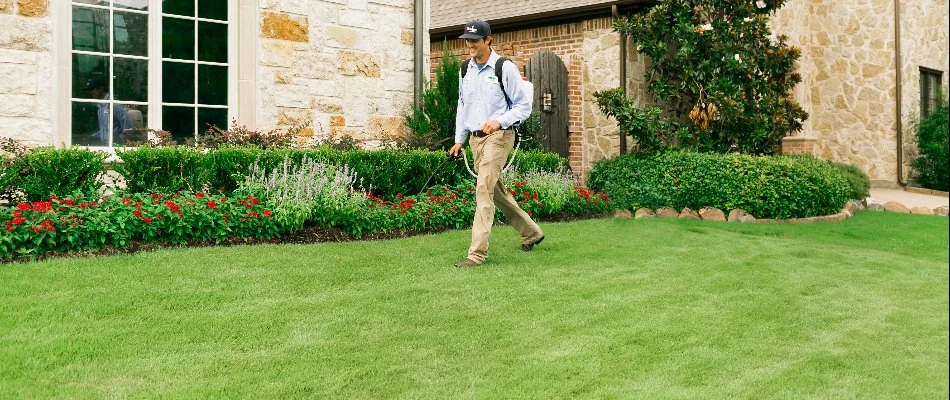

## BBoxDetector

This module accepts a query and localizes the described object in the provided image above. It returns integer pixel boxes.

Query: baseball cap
[459,20,491,39]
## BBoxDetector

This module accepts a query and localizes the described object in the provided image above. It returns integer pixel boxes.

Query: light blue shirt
[455,51,532,144]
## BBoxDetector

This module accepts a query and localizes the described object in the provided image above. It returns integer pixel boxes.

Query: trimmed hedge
[9,147,107,202]
[114,146,567,197]
[831,162,871,200]
[588,152,851,219]
[115,146,210,193]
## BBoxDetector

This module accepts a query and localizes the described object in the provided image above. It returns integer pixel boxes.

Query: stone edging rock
[613,199,949,222]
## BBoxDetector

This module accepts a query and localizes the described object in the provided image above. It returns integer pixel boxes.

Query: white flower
[700,23,713,31]
[734,54,741,62]
[756,0,766,8]
[743,17,753,22]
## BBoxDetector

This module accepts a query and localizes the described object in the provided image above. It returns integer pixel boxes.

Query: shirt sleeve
[495,61,532,129]
[454,69,469,144]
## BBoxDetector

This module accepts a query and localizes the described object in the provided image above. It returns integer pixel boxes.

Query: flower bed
[2,162,610,261]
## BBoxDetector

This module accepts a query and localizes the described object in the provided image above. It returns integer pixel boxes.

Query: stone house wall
[260,0,420,148]
[772,0,949,185]
[0,0,54,147]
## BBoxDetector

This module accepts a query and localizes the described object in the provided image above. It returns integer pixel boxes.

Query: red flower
[400,209,407,214]
[207,200,217,209]
[122,197,132,206]
[133,210,143,217]
[263,210,272,217]
[12,217,25,225]
[64,199,76,206]
[141,217,152,224]
[13,210,22,218]
[396,193,403,198]
[32,202,53,212]
[515,181,523,188]
[16,203,31,211]
[135,201,143,208]
[32,226,42,232]
[196,192,205,198]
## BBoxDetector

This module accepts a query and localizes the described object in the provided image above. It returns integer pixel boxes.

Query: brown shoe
[521,235,545,252]
[454,258,481,267]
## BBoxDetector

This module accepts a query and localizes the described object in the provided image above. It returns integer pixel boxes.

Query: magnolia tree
[596,0,807,154]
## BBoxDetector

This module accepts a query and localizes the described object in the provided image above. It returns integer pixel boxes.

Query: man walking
[449,20,545,267]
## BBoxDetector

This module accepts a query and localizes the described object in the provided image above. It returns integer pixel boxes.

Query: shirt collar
[472,50,502,70]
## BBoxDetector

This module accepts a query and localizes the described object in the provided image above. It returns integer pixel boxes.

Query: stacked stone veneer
[260,0,420,147]
[773,1,949,185]
[0,0,53,147]
[429,17,632,180]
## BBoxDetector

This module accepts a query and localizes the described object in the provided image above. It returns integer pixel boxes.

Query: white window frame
[54,0,258,151]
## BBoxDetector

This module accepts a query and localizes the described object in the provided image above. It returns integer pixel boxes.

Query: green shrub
[403,42,461,151]
[589,152,850,219]
[831,162,871,199]
[113,145,567,198]
[912,103,949,191]
[115,146,210,193]
[13,147,107,201]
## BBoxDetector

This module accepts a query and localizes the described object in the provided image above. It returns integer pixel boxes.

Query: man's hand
[480,120,502,134]
[449,143,464,157]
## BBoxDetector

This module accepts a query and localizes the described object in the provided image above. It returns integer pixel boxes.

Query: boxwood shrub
[12,147,107,201]
[588,151,851,219]
[114,146,566,197]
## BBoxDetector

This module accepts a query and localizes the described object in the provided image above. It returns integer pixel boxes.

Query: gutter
[413,0,425,107]
[613,4,628,154]
[895,0,907,187]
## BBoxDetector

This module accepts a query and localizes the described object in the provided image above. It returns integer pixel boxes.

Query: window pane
[163,0,195,17]
[115,0,149,11]
[198,0,227,22]
[114,57,148,102]
[162,17,195,60]
[116,104,149,146]
[72,102,107,146]
[162,61,195,104]
[198,107,228,134]
[198,64,227,105]
[72,6,109,53]
[72,54,109,99]
[114,11,148,56]
[163,106,196,143]
[198,21,227,63]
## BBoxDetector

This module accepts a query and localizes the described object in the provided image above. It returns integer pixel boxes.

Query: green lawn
[1,212,947,399]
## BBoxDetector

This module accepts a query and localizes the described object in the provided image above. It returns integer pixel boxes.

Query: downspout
[613,4,628,154]
[894,0,908,187]
[413,0,425,107]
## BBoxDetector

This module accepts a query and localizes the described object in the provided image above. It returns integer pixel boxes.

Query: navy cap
[459,20,491,39]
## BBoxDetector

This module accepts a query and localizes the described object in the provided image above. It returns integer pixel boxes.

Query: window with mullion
[920,68,943,118]
[69,0,229,147]
[162,0,229,144]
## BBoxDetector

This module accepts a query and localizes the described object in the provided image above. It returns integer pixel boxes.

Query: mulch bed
[4,213,609,264]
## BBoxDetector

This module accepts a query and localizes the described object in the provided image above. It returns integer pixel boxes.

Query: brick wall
[430,17,615,176]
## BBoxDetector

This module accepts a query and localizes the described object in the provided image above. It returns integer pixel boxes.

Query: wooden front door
[525,51,569,158]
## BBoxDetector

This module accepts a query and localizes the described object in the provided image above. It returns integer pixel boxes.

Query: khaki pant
[467,130,543,263]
